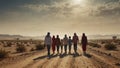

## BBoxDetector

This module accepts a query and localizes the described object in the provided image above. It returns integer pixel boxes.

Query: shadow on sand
[33,52,83,61]
[72,52,82,57]
[33,54,58,60]
[84,53,92,58]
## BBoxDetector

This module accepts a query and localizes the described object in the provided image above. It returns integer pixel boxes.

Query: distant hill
[87,34,120,39]
[0,34,45,40]
[0,34,120,40]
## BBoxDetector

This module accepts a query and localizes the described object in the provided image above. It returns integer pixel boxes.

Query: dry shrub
[16,45,26,53]
[35,43,44,50]
[89,42,101,48]
[0,49,9,59]
[30,48,35,51]
[104,43,117,50]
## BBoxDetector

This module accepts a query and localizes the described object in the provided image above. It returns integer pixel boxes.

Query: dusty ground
[0,40,120,68]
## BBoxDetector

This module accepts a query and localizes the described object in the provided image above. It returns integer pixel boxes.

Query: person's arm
[50,37,52,45]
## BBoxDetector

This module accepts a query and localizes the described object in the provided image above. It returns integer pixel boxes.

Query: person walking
[68,36,72,54]
[52,35,56,54]
[56,35,61,54]
[72,33,79,53]
[44,32,52,57]
[63,34,68,54]
[81,33,88,55]
[60,39,64,53]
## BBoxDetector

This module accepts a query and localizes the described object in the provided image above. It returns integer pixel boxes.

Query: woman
[52,35,56,54]
[81,33,88,55]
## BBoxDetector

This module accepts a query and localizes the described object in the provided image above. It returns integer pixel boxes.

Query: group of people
[44,32,88,57]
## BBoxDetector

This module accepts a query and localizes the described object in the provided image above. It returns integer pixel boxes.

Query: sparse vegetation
[30,48,35,51]
[35,43,44,50]
[0,49,9,59]
[89,42,101,48]
[104,43,117,50]
[16,45,26,53]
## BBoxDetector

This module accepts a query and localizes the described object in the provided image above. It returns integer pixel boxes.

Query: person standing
[68,36,72,54]
[63,34,68,54]
[81,33,88,55]
[44,32,52,57]
[72,33,79,53]
[52,35,56,54]
[56,35,61,54]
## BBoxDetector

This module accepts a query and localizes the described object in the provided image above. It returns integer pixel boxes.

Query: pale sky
[0,0,120,36]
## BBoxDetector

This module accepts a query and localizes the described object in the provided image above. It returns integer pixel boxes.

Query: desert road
[0,45,120,68]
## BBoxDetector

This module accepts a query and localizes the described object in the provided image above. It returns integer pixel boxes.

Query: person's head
[74,33,77,36]
[69,36,71,39]
[82,33,85,36]
[57,35,59,38]
[53,35,55,38]
[65,34,67,37]
[47,32,50,36]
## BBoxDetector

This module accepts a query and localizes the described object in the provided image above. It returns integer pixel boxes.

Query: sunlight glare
[72,0,83,5]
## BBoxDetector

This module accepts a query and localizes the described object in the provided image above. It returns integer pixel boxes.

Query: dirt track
[1,45,120,68]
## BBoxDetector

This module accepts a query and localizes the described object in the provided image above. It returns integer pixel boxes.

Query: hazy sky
[0,0,120,36]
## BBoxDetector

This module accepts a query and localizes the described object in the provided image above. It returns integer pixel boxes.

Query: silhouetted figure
[52,35,56,54]
[68,36,72,54]
[72,33,79,53]
[56,35,61,54]
[44,32,52,57]
[60,39,64,53]
[63,34,68,54]
[81,33,88,55]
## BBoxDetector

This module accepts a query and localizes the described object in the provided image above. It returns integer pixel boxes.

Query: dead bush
[104,43,117,50]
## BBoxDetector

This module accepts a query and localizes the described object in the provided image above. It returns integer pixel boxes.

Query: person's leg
[76,44,77,52]
[74,44,77,53]
[57,45,58,53]
[70,45,71,53]
[58,45,59,53]
[74,44,76,53]
[53,45,55,54]
[64,45,65,53]
[47,45,49,56]
[69,45,70,53]
[61,45,63,53]
[84,45,86,55]
[65,45,67,53]
[47,45,50,56]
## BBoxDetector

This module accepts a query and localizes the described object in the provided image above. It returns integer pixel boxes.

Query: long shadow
[33,54,58,60]
[84,53,92,58]
[72,52,82,57]
[59,53,68,58]
[33,55,47,61]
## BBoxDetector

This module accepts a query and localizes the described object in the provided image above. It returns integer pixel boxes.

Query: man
[68,36,72,54]
[44,32,52,57]
[72,33,79,53]
[63,34,68,54]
